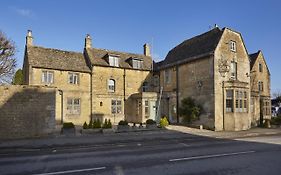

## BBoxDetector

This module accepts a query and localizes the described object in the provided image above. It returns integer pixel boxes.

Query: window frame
[108,79,115,92]
[259,63,263,72]
[132,59,143,69]
[164,69,171,84]
[109,55,119,67]
[68,72,79,85]
[230,40,236,52]
[144,100,149,118]
[41,70,54,84]
[111,99,122,114]
[230,61,237,80]
[66,98,81,115]
[142,82,149,92]
[226,90,233,113]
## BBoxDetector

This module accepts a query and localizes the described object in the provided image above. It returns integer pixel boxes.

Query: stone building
[21,26,271,131]
[23,31,157,125]
[155,27,271,131]
[249,51,271,126]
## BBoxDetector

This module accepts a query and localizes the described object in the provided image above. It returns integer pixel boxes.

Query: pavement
[0,125,281,152]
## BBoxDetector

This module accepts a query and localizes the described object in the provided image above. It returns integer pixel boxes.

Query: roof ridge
[30,45,83,55]
[92,47,149,57]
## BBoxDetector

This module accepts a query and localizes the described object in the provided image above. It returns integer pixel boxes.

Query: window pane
[117,100,121,105]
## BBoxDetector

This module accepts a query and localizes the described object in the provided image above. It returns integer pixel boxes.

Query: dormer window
[108,55,119,67]
[230,40,236,52]
[132,58,143,69]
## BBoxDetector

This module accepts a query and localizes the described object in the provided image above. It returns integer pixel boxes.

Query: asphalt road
[1,133,281,175]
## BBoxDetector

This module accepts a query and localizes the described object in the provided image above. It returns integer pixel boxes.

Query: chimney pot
[26,30,33,46]
[143,43,151,57]
[85,34,92,49]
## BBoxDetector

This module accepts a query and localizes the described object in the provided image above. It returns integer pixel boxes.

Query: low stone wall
[0,85,56,139]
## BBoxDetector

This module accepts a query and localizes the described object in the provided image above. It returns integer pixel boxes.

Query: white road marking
[179,143,191,147]
[32,166,106,175]
[169,150,255,162]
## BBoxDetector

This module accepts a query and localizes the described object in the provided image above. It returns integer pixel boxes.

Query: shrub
[160,117,169,128]
[107,119,112,128]
[102,119,108,128]
[146,119,156,125]
[102,119,112,129]
[83,122,88,129]
[271,116,281,125]
[63,122,75,129]
[179,97,201,123]
[88,119,93,129]
[93,119,101,128]
[118,120,128,126]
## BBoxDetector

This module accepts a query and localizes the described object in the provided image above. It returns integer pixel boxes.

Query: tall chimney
[26,30,33,46]
[85,34,92,49]
[143,43,151,57]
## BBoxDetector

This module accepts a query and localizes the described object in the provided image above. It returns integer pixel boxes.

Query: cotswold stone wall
[0,85,56,139]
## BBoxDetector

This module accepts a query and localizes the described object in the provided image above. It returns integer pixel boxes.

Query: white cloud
[10,6,34,18]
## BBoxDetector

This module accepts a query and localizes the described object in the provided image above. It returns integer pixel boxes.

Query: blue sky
[1,0,280,93]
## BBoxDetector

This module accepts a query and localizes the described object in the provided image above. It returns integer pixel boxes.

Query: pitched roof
[157,27,224,69]
[26,46,91,73]
[249,51,260,70]
[86,48,152,70]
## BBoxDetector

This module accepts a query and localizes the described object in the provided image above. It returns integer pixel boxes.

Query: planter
[61,128,76,136]
[102,128,114,134]
[81,128,102,134]
[117,125,130,132]
[146,124,158,130]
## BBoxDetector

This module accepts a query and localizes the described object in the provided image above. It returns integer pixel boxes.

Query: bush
[88,120,93,129]
[271,116,281,125]
[118,120,128,126]
[93,119,101,128]
[63,122,75,129]
[102,119,112,129]
[146,119,156,125]
[160,117,169,128]
[179,97,201,123]
[83,122,88,129]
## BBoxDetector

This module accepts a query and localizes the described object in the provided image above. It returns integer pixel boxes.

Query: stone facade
[18,27,271,131]
[156,27,270,131]
[0,85,56,139]
[250,51,271,126]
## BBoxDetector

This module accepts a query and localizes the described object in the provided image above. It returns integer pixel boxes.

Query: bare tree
[0,30,16,84]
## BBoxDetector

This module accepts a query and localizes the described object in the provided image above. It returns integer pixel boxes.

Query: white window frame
[41,70,54,84]
[230,61,237,80]
[144,100,149,118]
[67,98,81,115]
[132,59,143,69]
[230,40,236,52]
[108,79,115,92]
[111,99,122,114]
[164,69,171,84]
[226,90,233,112]
[68,72,79,84]
[109,56,119,67]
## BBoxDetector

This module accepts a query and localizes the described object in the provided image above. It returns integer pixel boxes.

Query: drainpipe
[123,69,126,119]
[58,89,63,124]
[222,81,225,130]
[90,70,93,122]
[176,65,179,123]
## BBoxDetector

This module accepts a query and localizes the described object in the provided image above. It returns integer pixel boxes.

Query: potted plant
[146,119,157,129]
[102,119,114,134]
[117,120,130,132]
[61,122,75,135]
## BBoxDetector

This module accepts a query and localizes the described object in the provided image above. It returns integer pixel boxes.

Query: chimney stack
[85,34,92,49]
[143,43,151,57]
[26,30,33,46]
